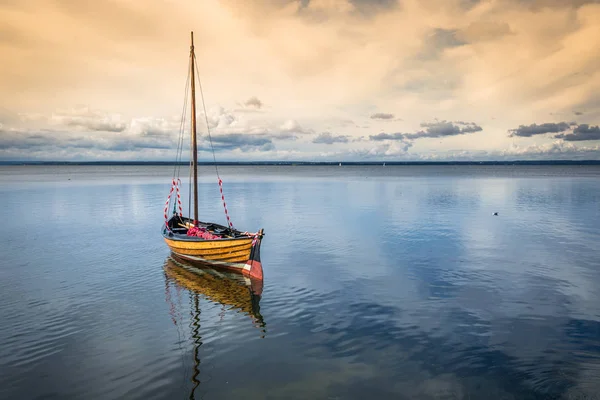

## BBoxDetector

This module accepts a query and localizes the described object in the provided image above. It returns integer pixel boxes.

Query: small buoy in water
[493,212,498,216]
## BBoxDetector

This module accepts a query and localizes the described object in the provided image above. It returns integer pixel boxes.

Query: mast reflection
[163,255,266,398]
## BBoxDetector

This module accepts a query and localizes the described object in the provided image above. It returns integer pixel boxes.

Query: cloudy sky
[1,0,599,161]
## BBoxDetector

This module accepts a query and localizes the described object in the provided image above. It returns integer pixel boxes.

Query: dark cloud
[296,0,398,18]
[0,128,173,153]
[312,132,349,144]
[139,128,173,138]
[459,0,483,10]
[430,28,467,48]
[100,139,172,151]
[63,119,127,132]
[238,0,399,17]
[370,113,395,120]
[347,0,398,16]
[555,124,600,141]
[0,108,293,159]
[574,111,583,116]
[509,121,600,141]
[508,122,571,137]
[0,123,277,160]
[369,132,404,141]
[368,121,482,142]
[52,108,128,132]
[204,133,274,152]
[519,0,600,10]
[271,132,298,141]
[244,96,263,109]
[456,21,512,43]
[405,120,482,139]
[419,29,468,60]
[0,130,60,150]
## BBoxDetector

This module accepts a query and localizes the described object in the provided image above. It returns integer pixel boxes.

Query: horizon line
[2,160,600,166]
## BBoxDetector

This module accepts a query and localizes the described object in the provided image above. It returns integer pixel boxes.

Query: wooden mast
[190,31,199,225]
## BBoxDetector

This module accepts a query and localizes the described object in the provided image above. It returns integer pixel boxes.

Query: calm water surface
[1,165,600,399]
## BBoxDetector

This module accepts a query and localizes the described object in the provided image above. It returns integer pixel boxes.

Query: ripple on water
[1,308,81,369]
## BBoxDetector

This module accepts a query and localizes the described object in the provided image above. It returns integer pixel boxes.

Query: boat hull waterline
[164,241,263,279]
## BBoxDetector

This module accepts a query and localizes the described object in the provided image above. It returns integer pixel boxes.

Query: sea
[0,164,599,399]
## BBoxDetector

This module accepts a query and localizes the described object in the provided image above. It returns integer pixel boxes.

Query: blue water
[1,165,599,399]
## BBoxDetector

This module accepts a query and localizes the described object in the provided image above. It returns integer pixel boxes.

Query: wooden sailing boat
[162,32,265,279]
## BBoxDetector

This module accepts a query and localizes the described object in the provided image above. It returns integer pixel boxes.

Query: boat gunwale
[162,230,259,243]
[163,216,263,243]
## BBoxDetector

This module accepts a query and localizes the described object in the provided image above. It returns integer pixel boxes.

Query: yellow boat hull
[164,237,253,264]
[162,217,264,279]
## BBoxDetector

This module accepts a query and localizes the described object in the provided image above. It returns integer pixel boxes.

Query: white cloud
[205,106,238,131]
[500,139,600,158]
[50,106,127,132]
[127,116,180,137]
[279,119,314,135]
[3,108,600,161]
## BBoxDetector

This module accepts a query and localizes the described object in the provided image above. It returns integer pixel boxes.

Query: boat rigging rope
[165,54,191,229]
[165,47,262,238]
[173,54,191,182]
[192,53,236,231]
[164,178,183,230]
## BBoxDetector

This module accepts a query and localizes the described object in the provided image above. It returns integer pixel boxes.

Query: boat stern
[242,229,264,280]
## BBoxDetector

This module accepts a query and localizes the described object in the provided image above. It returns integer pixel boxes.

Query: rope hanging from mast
[166,31,241,233]
[192,50,237,231]
[164,178,183,231]
[172,56,190,183]
[164,45,192,229]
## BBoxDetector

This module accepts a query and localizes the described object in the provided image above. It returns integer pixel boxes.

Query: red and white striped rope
[164,185,175,229]
[164,179,183,230]
[218,178,235,230]
[242,231,260,246]
[174,178,183,216]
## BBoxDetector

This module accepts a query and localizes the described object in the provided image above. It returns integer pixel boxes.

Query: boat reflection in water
[163,255,266,398]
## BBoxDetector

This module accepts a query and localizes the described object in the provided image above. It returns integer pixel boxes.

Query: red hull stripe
[243,260,263,280]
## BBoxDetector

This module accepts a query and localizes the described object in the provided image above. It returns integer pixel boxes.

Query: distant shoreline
[1,160,600,166]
